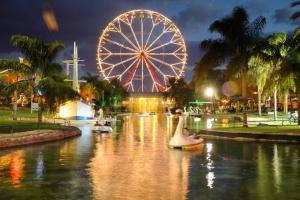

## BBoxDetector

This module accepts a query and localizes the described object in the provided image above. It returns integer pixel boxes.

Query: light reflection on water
[0,115,299,200]
[88,115,203,200]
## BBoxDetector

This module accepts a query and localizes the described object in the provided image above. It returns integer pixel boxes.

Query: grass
[0,107,53,120]
[0,122,61,133]
[0,107,60,133]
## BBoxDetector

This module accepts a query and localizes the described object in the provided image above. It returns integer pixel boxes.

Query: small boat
[169,115,203,150]
[92,121,113,133]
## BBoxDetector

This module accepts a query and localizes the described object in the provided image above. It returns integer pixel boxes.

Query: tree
[195,7,266,127]
[164,77,194,108]
[0,59,32,120]
[81,72,103,100]
[272,29,300,124]
[251,33,296,119]
[291,1,300,20]
[38,74,78,114]
[81,73,128,111]
[109,78,128,108]
[10,35,66,123]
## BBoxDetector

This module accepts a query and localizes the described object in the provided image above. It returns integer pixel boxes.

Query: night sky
[0,0,298,81]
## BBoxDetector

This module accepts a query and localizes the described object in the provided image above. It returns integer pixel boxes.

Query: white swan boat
[169,116,203,149]
[93,123,113,133]
[92,108,113,133]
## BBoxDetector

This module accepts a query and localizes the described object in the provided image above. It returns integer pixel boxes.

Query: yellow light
[194,117,201,122]
[205,88,214,97]
[59,107,69,118]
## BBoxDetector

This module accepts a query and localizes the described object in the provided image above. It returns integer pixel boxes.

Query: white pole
[73,42,79,92]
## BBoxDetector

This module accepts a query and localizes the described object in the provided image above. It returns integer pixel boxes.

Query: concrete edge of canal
[199,130,300,143]
[0,126,81,149]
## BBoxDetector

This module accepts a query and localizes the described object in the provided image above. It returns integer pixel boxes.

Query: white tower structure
[73,42,79,92]
[62,41,85,92]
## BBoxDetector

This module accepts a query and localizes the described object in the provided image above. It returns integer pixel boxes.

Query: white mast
[73,42,79,92]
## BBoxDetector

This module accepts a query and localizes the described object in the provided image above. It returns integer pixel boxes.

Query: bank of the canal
[199,127,300,142]
[0,126,81,149]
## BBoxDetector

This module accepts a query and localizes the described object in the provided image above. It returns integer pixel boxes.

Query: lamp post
[205,87,214,113]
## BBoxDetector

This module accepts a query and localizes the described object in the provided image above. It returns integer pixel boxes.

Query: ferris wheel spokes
[146,55,182,75]
[97,10,187,92]
[103,37,136,53]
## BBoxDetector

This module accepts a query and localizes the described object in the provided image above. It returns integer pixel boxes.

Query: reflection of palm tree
[196,7,266,127]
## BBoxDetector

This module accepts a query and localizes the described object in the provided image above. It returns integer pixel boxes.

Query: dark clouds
[172,2,224,30]
[273,7,294,24]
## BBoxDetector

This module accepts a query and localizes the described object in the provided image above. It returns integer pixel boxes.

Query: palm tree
[291,1,300,20]
[164,77,194,108]
[10,35,65,123]
[81,72,102,100]
[0,59,32,120]
[196,7,266,127]
[251,33,296,119]
[38,74,78,114]
[248,57,271,116]
[272,30,300,124]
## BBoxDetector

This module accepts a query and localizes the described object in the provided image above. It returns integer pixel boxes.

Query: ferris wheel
[97,9,187,92]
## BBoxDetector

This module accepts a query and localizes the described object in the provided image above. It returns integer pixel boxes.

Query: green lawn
[0,107,52,120]
[0,121,61,133]
[0,107,59,133]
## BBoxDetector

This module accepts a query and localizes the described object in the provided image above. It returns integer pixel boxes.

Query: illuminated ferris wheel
[97,10,187,92]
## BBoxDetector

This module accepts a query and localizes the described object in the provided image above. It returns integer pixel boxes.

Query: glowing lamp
[205,88,214,97]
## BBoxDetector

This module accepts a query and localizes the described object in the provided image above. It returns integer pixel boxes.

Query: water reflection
[0,150,25,187]
[206,143,214,189]
[35,152,44,180]
[88,115,204,200]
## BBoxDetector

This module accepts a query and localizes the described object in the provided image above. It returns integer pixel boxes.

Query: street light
[205,88,214,98]
[205,87,214,113]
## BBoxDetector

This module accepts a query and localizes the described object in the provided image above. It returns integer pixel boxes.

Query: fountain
[169,115,203,149]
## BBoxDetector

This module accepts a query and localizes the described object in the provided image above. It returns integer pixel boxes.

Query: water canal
[0,115,299,200]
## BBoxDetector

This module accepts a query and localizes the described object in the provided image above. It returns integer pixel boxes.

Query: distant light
[194,117,201,122]
[205,87,214,97]
[59,107,69,118]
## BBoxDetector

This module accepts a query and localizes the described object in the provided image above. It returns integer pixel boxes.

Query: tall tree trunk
[274,88,277,120]
[38,96,42,123]
[258,90,262,116]
[13,90,18,120]
[284,90,288,114]
[242,68,248,127]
